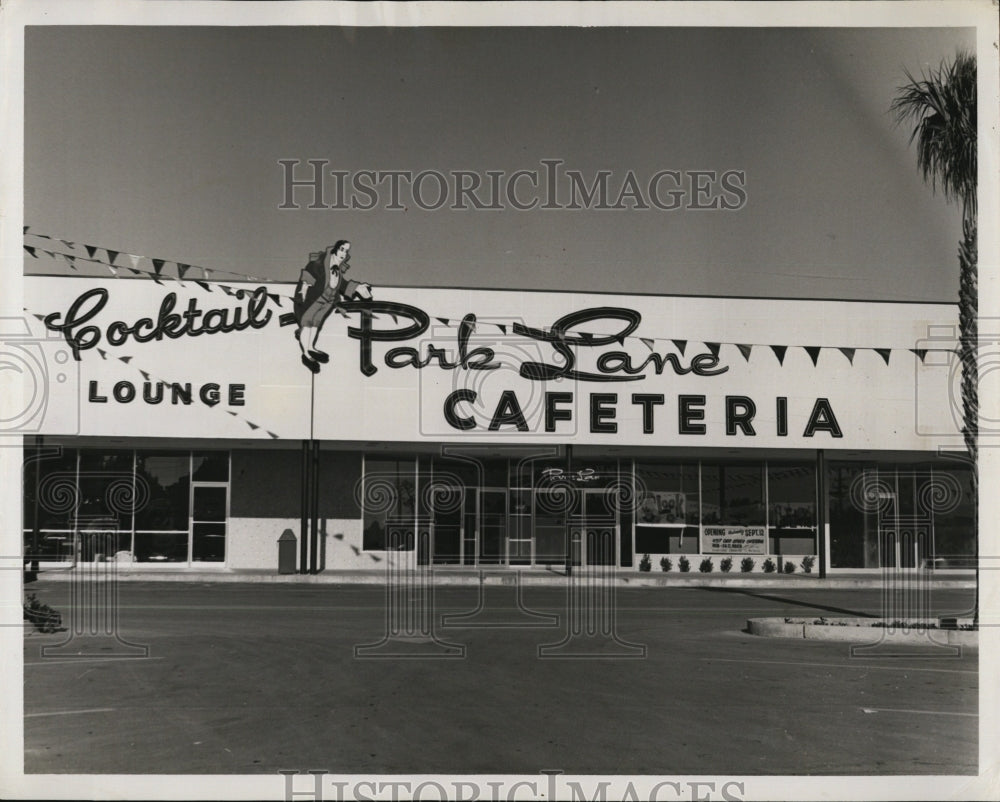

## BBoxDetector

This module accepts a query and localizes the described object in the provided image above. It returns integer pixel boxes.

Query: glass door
[191,484,227,563]
[478,488,507,566]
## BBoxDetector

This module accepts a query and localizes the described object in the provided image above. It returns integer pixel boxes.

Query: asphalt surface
[22,581,978,776]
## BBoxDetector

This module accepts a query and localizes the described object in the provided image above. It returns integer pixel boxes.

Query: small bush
[638,554,652,572]
[740,557,755,573]
[23,593,62,633]
[699,558,713,573]
[762,558,777,573]
[783,561,796,574]
[660,557,672,572]
[720,557,733,573]
[678,556,691,573]
[801,555,815,574]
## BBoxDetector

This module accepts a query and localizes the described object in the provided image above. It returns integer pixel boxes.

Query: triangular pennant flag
[23,225,29,234]
[220,285,234,296]
[203,268,213,277]
[705,342,721,359]
[874,348,891,366]
[42,250,56,260]
[60,239,75,249]
[32,313,45,321]
[106,264,119,277]
[246,420,260,431]
[152,276,164,285]
[195,280,211,292]
[838,347,856,365]
[139,370,150,381]
[227,410,238,417]
[770,345,787,365]
[736,344,753,362]
[65,255,78,271]
[496,323,508,335]
[152,259,165,275]
[910,348,928,363]
[126,253,141,269]
[85,245,97,259]
[436,317,451,327]
[177,263,190,279]
[578,332,594,344]
[268,431,280,440]
[390,313,398,324]
[640,337,655,351]
[24,245,37,258]
[96,348,108,360]
[615,333,626,346]
[119,356,132,364]
[672,339,687,355]
[804,346,821,366]
[267,293,283,307]
[127,267,141,276]
[106,249,119,266]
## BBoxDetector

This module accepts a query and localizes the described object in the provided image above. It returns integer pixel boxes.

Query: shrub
[638,554,652,572]
[740,557,755,573]
[783,561,796,574]
[678,556,691,572]
[699,558,713,573]
[660,557,672,572]
[23,593,62,633]
[720,557,733,573]
[801,555,815,574]
[762,558,777,573]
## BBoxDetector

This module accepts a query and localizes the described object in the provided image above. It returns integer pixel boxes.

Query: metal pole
[565,444,573,577]
[300,440,309,574]
[816,449,827,579]
[310,440,320,574]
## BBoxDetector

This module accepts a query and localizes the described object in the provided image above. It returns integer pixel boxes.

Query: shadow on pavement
[698,586,876,619]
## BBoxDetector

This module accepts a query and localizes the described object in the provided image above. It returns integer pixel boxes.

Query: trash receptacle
[278,529,297,574]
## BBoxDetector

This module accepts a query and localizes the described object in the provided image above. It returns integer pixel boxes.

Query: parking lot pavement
[22,581,978,775]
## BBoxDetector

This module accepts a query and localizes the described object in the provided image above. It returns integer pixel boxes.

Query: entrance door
[478,488,507,566]
[583,488,617,566]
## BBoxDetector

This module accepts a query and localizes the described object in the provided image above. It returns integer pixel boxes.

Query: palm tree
[891,51,977,622]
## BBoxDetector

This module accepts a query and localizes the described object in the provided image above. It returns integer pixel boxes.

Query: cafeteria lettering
[443,390,843,437]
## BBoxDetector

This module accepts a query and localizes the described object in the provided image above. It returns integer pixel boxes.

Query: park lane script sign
[18,275,961,448]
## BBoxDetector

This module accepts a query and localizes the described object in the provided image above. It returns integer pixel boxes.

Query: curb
[28,569,976,590]
[746,617,979,648]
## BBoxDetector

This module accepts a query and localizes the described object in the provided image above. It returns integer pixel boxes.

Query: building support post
[300,440,310,574]
[816,449,827,579]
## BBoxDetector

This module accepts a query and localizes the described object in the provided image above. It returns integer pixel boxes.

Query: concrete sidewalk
[28,565,977,589]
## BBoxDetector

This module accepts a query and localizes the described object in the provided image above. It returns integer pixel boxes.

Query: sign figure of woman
[293,239,373,373]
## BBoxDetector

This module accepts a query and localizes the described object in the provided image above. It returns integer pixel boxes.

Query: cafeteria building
[18,273,976,576]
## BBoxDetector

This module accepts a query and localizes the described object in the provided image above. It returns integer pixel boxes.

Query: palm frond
[890,51,977,216]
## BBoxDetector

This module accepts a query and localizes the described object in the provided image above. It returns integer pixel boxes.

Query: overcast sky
[23,24,974,302]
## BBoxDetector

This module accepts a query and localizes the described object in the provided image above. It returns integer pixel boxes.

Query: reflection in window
[701,463,764,526]
[363,459,416,550]
[635,463,698,525]
[135,453,190,532]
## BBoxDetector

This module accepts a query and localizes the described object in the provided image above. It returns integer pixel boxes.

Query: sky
[23,24,976,302]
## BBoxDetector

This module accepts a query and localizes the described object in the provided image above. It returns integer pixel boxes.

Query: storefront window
[23,446,229,566]
[701,463,765,526]
[929,462,974,561]
[828,462,878,568]
[634,462,699,554]
[767,463,817,556]
[362,458,416,550]
[23,446,78,561]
